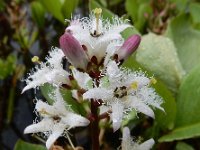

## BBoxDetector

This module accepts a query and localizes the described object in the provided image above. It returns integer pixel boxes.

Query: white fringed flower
[121,127,155,150]
[24,89,90,149]
[22,48,70,93]
[83,61,163,131]
[66,9,130,63]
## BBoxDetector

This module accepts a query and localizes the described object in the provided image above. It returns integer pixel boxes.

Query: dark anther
[114,87,118,92]
[120,86,126,90]
[53,116,61,122]
[114,93,119,98]
[91,56,98,65]
[90,30,102,37]
[62,57,67,70]
[82,45,87,51]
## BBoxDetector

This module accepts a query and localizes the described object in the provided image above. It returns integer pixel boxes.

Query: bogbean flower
[63,8,132,65]
[24,89,90,149]
[121,127,155,150]
[22,48,70,93]
[83,61,164,131]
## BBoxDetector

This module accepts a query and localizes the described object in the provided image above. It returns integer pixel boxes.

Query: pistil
[93,8,102,36]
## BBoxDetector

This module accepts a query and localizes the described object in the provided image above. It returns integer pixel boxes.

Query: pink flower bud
[116,35,141,60]
[59,33,88,70]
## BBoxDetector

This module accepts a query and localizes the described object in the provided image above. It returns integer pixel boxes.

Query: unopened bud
[116,34,141,60]
[59,33,88,70]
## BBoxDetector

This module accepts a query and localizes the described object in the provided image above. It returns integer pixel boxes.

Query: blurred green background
[1,0,200,149]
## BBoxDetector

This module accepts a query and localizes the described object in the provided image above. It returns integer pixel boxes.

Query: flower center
[114,86,128,98]
[53,115,61,123]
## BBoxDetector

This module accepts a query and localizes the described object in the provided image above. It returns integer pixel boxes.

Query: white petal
[62,112,90,129]
[107,23,130,36]
[122,127,132,150]
[35,100,59,116]
[83,88,113,101]
[46,124,65,149]
[45,69,70,85]
[111,102,124,132]
[122,127,131,140]
[127,97,155,118]
[22,67,49,93]
[24,119,54,134]
[71,90,79,100]
[66,20,84,34]
[46,48,65,69]
[138,139,155,150]
[53,88,69,113]
[134,76,150,88]
[106,61,121,79]
[137,88,164,111]
[22,67,69,93]
[92,42,108,62]
[99,105,110,114]
[104,40,123,66]
[71,68,91,89]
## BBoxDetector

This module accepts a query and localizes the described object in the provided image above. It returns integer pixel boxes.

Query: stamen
[131,81,138,90]
[66,133,75,149]
[93,8,102,36]
[69,65,75,70]
[150,77,157,85]
[39,108,50,115]
[31,56,40,63]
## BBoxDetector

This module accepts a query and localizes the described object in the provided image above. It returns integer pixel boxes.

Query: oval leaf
[176,64,200,127]
[165,14,200,73]
[14,139,46,150]
[159,122,200,142]
[136,33,185,92]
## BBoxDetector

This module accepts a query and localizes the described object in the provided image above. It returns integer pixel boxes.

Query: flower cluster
[23,8,163,150]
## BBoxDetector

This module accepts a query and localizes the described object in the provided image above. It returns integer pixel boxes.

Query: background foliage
[1,0,200,149]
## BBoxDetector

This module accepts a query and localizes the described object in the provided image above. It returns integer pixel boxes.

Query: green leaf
[62,0,79,19]
[153,79,176,130]
[136,33,185,92]
[40,83,55,104]
[159,64,200,142]
[189,3,200,24]
[125,0,151,32]
[14,139,46,150]
[176,64,200,127]
[39,0,64,23]
[159,122,200,142]
[31,1,45,28]
[89,0,114,20]
[176,142,194,150]
[60,88,87,116]
[189,2,200,30]
[135,2,152,32]
[121,27,140,39]
[123,58,176,130]
[169,0,188,12]
[125,0,138,22]
[0,0,5,12]
[0,55,16,79]
[109,0,122,6]
[165,14,200,73]
[122,109,137,126]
